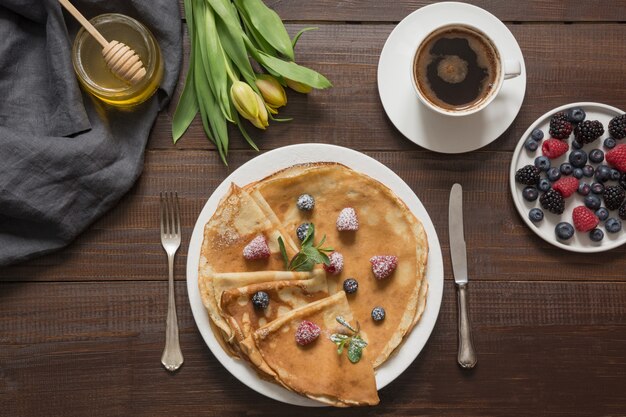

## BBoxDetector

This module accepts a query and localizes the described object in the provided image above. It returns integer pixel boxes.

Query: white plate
[186,144,444,406]
[510,102,626,253]
[377,2,527,154]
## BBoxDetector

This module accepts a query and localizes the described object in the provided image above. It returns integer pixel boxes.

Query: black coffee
[414,26,499,111]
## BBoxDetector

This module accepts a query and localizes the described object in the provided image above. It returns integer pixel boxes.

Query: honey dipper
[59,0,147,85]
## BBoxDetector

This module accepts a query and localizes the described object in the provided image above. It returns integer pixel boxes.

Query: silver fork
[160,192,184,371]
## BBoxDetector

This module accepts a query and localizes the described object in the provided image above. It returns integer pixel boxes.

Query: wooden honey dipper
[59,0,147,85]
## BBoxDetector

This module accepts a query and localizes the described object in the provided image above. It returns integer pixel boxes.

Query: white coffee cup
[411,23,521,117]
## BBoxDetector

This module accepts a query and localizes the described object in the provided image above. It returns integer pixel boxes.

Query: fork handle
[161,254,183,371]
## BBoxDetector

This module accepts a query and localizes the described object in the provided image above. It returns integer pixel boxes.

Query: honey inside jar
[72,13,163,107]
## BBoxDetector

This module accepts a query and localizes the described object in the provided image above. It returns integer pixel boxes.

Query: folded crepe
[253,291,379,407]
[247,163,428,367]
[219,269,328,377]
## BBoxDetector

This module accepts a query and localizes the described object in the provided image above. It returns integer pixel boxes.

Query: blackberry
[620,203,626,220]
[574,120,604,144]
[608,114,626,139]
[251,291,270,309]
[603,186,625,210]
[343,278,359,294]
[620,172,626,190]
[296,222,311,241]
[371,306,386,322]
[540,189,565,214]
[549,112,573,139]
[515,165,540,185]
[296,194,315,211]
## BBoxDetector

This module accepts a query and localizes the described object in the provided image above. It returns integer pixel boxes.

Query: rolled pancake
[248,163,428,367]
[198,183,300,342]
[254,291,379,407]
[220,270,328,376]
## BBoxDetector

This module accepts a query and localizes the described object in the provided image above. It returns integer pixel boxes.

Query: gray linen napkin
[0,0,182,266]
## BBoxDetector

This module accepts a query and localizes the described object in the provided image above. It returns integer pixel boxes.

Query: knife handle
[456,283,477,369]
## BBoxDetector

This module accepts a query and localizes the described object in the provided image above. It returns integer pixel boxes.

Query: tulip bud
[255,74,287,109]
[230,81,269,130]
[285,78,313,94]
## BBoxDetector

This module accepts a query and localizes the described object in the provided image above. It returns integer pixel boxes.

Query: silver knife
[449,183,477,369]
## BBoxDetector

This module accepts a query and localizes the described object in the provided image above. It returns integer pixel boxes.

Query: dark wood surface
[2,2,626,416]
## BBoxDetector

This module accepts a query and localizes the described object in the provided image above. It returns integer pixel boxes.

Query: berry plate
[510,102,626,253]
[187,144,444,406]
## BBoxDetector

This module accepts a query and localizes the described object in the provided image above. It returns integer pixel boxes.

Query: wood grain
[1,280,625,416]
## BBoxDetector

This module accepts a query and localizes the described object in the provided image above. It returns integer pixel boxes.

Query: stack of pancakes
[198,163,428,407]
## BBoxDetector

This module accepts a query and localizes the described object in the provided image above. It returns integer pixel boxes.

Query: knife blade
[448,183,477,369]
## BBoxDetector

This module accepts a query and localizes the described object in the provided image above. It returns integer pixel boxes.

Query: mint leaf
[277,236,289,268]
[347,341,363,363]
[301,223,315,247]
[330,334,348,343]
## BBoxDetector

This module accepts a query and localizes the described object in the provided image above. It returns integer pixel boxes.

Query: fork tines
[160,191,181,238]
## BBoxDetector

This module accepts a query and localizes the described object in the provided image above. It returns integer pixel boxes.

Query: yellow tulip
[230,81,268,130]
[255,74,287,109]
[285,78,313,94]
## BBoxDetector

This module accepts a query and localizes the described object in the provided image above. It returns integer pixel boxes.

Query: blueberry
[584,194,601,210]
[573,168,584,179]
[524,138,539,151]
[569,150,588,168]
[610,169,621,181]
[522,186,539,202]
[582,165,595,178]
[528,208,544,223]
[538,178,552,192]
[595,207,609,221]
[589,228,604,242]
[606,218,622,233]
[572,140,583,150]
[604,137,616,149]
[547,167,561,182]
[591,182,605,194]
[343,278,358,294]
[555,222,575,240]
[567,107,586,124]
[594,165,611,183]
[371,306,386,322]
[560,163,573,176]
[296,222,311,241]
[531,128,544,141]
[534,156,551,171]
[578,182,591,196]
[589,149,604,163]
[296,194,315,211]
[251,291,270,309]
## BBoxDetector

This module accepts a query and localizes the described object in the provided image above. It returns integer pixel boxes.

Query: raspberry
[606,144,626,172]
[552,177,578,198]
[295,320,321,346]
[542,138,569,159]
[572,206,599,232]
[323,251,344,275]
[243,235,271,260]
[370,255,398,279]
[336,207,359,231]
[549,112,573,139]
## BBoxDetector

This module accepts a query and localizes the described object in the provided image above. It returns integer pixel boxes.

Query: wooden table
[2,1,626,415]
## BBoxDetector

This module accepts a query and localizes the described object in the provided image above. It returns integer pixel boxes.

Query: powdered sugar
[370,255,398,279]
[336,207,359,231]
[243,235,271,260]
[323,251,344,275]
[295,320,321,346]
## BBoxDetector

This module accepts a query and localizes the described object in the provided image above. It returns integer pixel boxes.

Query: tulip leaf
[234,0,294,60]
[235,3,277,57]
[172,63,198,143]
[292,27,318,48]
[255,51,332,89]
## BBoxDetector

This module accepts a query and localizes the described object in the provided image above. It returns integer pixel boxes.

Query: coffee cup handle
[503,60,521,80]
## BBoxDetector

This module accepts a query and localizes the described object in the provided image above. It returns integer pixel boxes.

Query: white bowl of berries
[510,102,626,252]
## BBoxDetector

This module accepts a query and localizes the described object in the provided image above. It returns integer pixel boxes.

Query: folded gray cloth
[0,0,182,265]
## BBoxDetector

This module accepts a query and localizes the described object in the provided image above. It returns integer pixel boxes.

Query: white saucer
[377,2,527,153]
[186,144,444,407]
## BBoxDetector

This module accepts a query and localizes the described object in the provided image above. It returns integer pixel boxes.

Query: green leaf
[301,223,315,247]
[277,236,289,269]
[336,316,358,333]
[292,27,318,48]
[300,246,327,265]
[330,334,348,344]
[172,54,198,143]
[234,0,294,60]
[235,3,278,57]
[347,341,364,363]
[255,51,332,89]
[351,335,368,349]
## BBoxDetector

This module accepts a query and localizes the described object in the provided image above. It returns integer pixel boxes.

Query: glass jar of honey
[71,13,163,107]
